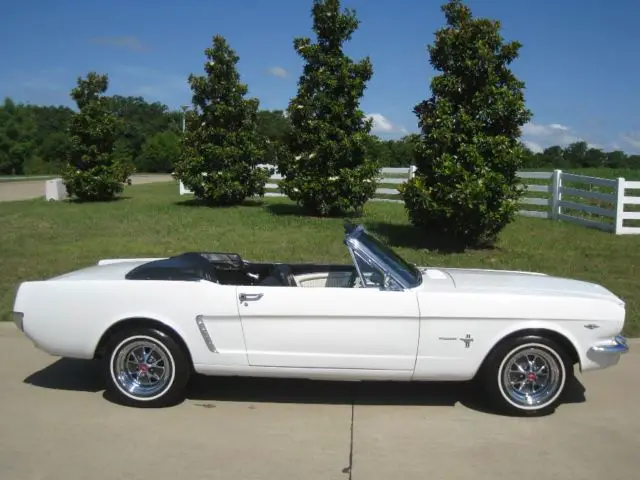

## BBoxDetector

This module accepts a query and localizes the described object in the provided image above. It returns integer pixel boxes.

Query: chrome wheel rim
[501,346,562,408]
[113,339,173,399]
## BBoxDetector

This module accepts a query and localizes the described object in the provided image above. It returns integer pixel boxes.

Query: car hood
[417,266,624,304]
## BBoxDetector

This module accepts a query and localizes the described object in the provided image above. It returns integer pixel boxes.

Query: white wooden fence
[517,170,640,235]
[178,165,640,235]
[178,164,417,202]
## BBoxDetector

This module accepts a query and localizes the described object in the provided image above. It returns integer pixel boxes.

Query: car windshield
[358,231,422,287]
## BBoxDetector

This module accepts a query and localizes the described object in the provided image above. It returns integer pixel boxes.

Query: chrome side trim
[589,335,629,354]
[195,315,218,353]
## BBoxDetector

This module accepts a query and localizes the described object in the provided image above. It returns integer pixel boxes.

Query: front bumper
[585,335,629,370]
[589,335,629,354]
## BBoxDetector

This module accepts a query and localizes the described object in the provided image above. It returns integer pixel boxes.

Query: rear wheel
[480,335,572,416]
[103,327,191,407]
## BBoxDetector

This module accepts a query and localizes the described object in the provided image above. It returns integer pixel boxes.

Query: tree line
[1,0,631,247]
[3,96,635,176]
[522,142,638,170]
[0,96,432,176]
[0,96,180,175]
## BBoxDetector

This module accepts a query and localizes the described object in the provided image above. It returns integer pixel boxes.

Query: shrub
[61,73,134,201]
[173,35,271,206]
[400,0,532,247]
[277,0,379,216]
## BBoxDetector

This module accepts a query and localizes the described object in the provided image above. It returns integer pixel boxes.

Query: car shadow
[364,220,499,254]
[23,359,587,417]
[23,358,104,392]
[185,374,586,416]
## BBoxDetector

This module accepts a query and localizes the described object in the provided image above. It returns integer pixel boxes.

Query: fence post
[408,165,417,180]
[550,169,562,220]
[614,177,625,235]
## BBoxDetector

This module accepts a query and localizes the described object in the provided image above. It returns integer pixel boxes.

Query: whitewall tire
[480,335,572,416]
[103,327,191,407]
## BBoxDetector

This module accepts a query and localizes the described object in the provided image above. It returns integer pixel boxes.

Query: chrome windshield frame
[343,223,421,291]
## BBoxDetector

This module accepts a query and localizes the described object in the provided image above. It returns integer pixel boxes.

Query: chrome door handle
[239,293,264,302]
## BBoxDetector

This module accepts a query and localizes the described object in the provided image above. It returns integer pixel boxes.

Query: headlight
[12,312,23,332]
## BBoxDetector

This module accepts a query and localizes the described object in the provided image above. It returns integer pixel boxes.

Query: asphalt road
[0,174,174,202]
[0,322,638,480]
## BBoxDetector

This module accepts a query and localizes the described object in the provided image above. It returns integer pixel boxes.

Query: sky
[1,0,639,154]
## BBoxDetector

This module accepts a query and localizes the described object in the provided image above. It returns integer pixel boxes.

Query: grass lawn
[1,181,639,337]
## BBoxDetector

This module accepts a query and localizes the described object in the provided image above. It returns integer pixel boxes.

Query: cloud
[522,140,543,154]
[91,36,148,52]
[522,122,572,138]
[267,66,288,78]
[368,113,393,132]
[620,132,640,149]
[366,113,407,135]
[109,65,189,107]
[520,121,627,153]
[521,121,585,150]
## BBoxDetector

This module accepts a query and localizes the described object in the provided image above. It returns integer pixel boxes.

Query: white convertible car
[12,223,628,415]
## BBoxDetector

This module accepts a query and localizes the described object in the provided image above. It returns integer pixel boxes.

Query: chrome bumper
[589,335,629,355]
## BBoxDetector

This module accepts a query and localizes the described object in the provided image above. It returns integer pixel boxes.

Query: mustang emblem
[460,334,474,348]
[438,334,475,348]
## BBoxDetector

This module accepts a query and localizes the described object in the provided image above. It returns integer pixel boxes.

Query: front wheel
[103,327,191,408]
[480,335,572,416]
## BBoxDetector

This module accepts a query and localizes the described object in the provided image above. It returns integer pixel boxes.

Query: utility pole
[180,104,191,133]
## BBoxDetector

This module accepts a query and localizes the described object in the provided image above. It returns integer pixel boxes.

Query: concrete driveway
[0,323,638,480]
[0,174,173,202]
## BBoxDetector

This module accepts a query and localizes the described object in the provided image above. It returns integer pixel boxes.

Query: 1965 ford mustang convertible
[12,223,629,415]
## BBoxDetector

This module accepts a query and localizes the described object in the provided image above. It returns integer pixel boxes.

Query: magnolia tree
[173,35,271,205]
[400,0,532,247]
[278,0,379,216]
[62,72,134,201]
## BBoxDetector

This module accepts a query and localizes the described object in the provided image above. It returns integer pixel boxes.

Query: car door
[235,283,420,372]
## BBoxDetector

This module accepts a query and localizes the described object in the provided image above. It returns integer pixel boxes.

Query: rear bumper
[11,311,24,332]
[584,335,629,370]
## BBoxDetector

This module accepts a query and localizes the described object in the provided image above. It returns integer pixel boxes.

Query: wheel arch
[93,317,194,369]
[475,327,580,378]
